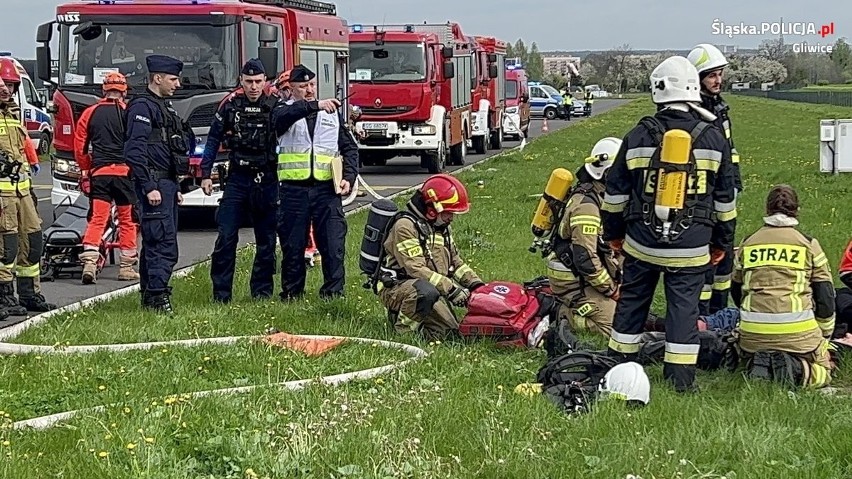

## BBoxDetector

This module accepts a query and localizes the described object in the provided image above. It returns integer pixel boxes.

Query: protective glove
[608,239,624,255]
[467,280,486,292]
[32,163,41,175]
[79,172,91,196]
[710,247,726,266]
[447,286,471,308]
[609,284,621,302]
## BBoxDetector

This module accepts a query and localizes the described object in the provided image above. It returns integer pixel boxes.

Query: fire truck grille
[360,106,413,115]
[188,103,219,128]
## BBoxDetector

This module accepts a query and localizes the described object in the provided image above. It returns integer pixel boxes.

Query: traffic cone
[304,226,320,267]
[542,118,549,133]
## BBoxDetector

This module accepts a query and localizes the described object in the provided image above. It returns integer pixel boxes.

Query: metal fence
[731,89,852,107]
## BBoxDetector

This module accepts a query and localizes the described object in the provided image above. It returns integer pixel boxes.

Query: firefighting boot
[747,350,805,388]
[0,282,28,316]
[644,312,666,332]
[17,277,57,312]
[79,249,100,285]
[118,254,140,281]
[143,291,174,315]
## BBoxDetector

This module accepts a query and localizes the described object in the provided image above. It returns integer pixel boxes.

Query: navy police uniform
[202,59,279,303]
[273,64,359,300]
[124,54,192,313]
[699,92,741,315]
[601,106,738,392]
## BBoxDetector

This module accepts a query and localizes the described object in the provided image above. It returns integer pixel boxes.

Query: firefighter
[837,239,852,337]
[377,174,484,340]
[730,184,836,388]
[125,54,193,313]
[201,59,279,303]
[73,72,139,284]
[547,137,622,338]
[840,239,852,289]
[688,43,742,315]
[274,70,292,102]
[0,60,56,314]
[601,56,737,392]
[272,64,359,300]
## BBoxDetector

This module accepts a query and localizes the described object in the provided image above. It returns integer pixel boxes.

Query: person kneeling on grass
[374,174,485,341]
[729,184,836,389]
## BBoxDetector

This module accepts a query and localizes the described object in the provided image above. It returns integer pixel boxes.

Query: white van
[0,53,53,154]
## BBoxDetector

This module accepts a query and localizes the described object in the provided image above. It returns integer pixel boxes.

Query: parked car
[571,99,591,117]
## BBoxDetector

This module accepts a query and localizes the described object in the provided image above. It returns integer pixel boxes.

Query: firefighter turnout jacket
[731,213,836,354]
[549,182,619,298]
[700,94,741,191]
[0,101,38,194]
[381,204,482,295]
[601,108,738,267]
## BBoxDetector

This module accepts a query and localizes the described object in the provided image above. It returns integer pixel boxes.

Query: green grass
[4,96,852,478]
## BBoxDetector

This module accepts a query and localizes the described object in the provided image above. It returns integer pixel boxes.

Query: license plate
[362,122,389,130]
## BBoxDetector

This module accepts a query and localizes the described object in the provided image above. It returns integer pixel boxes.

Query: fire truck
[348,22,473,173]
[34,0,350,209]
[471,35,507,153]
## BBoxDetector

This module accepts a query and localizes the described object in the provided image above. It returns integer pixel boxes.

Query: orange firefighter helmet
[102,71,128,93]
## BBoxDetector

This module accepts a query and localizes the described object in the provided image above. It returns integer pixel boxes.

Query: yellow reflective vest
[0,107,31,194]
[276,103,340,182]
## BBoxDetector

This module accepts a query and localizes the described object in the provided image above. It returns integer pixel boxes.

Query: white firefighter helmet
[599,362,650,405]
[585,137,622,180]
[650,56,701,105]
[687,43,729,75]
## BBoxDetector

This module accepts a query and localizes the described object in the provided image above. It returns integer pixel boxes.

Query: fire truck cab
[35,0,350,209]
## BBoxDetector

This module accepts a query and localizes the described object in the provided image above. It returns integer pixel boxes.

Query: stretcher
[40,195,119,280]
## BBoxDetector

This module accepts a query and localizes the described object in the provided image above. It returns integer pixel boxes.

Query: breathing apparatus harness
[625,115,714,244]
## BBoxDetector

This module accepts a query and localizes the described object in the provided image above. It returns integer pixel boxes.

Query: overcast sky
[3,0,849,58]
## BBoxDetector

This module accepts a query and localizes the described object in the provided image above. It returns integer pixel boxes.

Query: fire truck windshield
[349,42,426,82]
[58,18,239,91]
[505,80,518,99]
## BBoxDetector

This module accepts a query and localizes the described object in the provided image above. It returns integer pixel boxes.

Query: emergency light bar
[243,0,337,15]
[351,24,363,33]
[94,0,212,4]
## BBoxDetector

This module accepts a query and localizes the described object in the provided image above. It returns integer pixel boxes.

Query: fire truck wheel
[472,134,487,155]
[423,141,447,174]
[489,127,502,150]
[449,132,467,166]
[37,132,52,155]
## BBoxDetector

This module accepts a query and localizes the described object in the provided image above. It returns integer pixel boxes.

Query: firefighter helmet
[650,56,701,105]
[687,44,729,76]
[102,72,128,93]
[0,58,21,84]
[420,174,470,216]
[276,69,291,89]
[599,362,651,405]
[585,137,622,180]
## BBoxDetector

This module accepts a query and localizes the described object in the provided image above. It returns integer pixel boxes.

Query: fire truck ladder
[242,0,336,15]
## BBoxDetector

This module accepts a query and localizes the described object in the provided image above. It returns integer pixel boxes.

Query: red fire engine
[348,22,474,173]
[35,0,350,211]
[470,35,507,153]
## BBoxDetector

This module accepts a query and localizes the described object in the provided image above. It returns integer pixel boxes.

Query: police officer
[601,56,737,392]
[201,59,279,303]
[731,185,835,388]
[688,44,741,315]
[376,174,484,340]
[125,54,193,313]
[0,62,56,315]
[547,137,622,338]
[273,64,359,300]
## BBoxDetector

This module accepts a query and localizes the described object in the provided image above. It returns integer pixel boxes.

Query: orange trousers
[83,200,137,255]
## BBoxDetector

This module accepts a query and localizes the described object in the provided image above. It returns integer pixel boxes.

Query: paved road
[31,99,629,308]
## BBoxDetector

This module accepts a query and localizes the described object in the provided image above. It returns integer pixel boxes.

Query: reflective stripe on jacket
[276,105,339,181]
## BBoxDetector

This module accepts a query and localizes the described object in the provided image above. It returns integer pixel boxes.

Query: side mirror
[259,23,278,43]
[36,22,54,44]
[488,64,498,79]
[442,61,455,79]
[487,53,497,63]
[258,47,279,80]
[36,46,52,84]
[441,46,453,59]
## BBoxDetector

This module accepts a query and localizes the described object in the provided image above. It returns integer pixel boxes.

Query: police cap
[241,58,265,76]
[146,54,183,77]
[289,64,315,83]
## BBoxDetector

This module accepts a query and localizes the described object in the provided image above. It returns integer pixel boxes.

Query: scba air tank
[531,168,575,238]
[654,129,692,222]
[360,199,399,277]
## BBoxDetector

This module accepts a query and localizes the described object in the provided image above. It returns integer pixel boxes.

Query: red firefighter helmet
[419,174,470,217]
[0,58,22,84]
[102,72,128,93]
